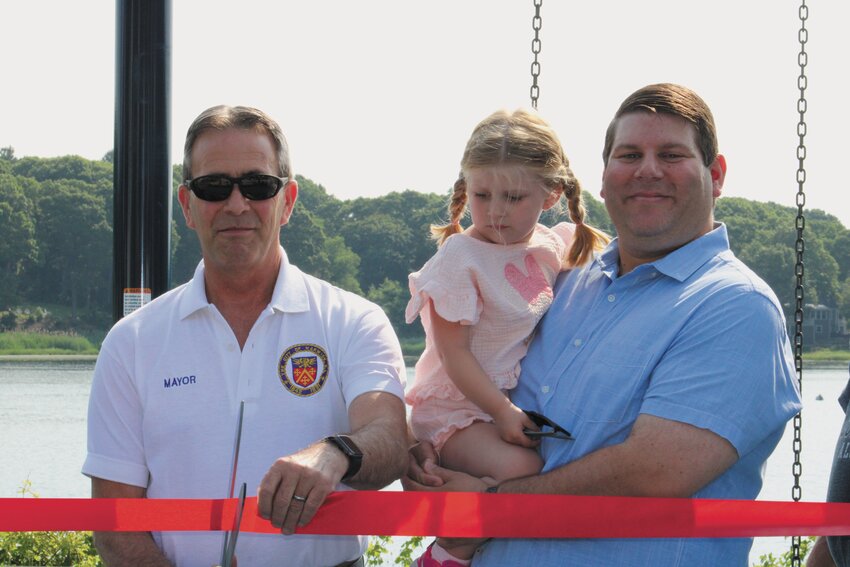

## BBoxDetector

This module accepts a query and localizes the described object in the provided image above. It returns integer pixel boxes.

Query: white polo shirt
[83,248,406,567]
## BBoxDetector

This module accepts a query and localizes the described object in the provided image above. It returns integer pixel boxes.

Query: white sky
[2,1,847,228]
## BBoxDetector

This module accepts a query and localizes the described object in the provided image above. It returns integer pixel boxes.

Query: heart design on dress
[504,254,553,304]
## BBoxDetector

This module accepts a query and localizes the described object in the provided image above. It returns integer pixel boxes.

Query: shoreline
[0,354,98,362]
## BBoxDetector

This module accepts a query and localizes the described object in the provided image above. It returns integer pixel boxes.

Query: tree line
[1,147,849,344]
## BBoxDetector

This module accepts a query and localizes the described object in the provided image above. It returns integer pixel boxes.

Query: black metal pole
[112,0,172,323]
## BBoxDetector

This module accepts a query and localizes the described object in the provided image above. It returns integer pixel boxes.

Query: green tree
[282,206,362,294]
[736,236,796,308]
[717,198,792,251]
[339,212,415,292]
[335,191,444,292]
[367,278,412,337]
[808,210,850,282]
[805,237,841,307]
[295,175,345,223]
[0,174,38,309]
[324,235,362,293]
[0,146,15,176]
[838,277,850,320]
[830,232,850,282]
[170,165,199,287]
[13,155,112,185]
[33,180,111,320]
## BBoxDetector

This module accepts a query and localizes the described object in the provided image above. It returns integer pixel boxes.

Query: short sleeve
[82,329,150,487]
[405,236,483,326]
[337,304,406,405]
[640,291,800,457]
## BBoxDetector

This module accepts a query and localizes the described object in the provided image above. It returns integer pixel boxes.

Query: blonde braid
[563,175,610,267]
[430,176,469,246]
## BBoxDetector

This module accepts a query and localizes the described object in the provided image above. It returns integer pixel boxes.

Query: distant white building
[798,304,848,349]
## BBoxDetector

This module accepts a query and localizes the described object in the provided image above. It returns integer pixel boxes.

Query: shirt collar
[269,247,309,313]
[596,222,730,282]
[178,246,309,319]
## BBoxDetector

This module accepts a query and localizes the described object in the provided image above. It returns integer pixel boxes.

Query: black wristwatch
[323,434,363,481]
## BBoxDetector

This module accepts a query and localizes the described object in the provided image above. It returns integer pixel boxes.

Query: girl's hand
[493,403,540,448]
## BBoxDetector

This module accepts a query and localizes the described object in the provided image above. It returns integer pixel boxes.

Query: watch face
[327,435,362,481]
[334,435,362,456]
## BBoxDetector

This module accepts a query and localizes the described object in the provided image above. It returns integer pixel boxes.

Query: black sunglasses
[186,174,288,202]
[523,409,575,441]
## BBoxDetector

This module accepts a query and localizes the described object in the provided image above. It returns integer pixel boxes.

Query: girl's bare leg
[432,421,543,561]
[440,421,542,482]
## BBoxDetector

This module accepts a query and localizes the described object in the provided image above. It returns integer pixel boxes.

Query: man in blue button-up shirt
[407,83,802,566]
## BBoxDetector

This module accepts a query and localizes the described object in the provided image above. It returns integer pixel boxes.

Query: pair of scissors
[219,401,247,567]
[522,409,575,441]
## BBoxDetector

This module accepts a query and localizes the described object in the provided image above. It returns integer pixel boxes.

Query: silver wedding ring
[292,494,307,503]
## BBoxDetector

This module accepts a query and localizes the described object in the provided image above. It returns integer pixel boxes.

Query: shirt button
[225,343,235,352]
[607,294,616,302]
[573,339,582,347]
[541,385,550,394]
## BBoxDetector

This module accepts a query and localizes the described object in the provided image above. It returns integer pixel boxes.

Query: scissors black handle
[522,409,575,441]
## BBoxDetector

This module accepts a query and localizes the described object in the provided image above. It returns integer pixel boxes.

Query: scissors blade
[228,401,246,499]
[222,482,246,567]
[220,400,246,567]
[524,429,575,441]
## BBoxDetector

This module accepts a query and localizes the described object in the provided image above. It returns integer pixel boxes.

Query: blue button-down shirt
[475,224,802,567]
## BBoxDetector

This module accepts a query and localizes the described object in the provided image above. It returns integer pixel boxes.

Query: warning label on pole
[123,288,152,317]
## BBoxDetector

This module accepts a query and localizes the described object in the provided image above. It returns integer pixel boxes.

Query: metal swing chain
[791,1,808,565]
[530,0,542,109]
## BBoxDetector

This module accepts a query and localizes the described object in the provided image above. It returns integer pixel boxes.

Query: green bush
[367,536,425,566]
[0,531,102,566]
[0,481,102,566]
[753,536,815,566]
[0,331,97,355]
[0,311,18,331]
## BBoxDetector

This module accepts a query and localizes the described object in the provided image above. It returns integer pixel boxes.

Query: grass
[805,348,850,362]
[0,331,98,355]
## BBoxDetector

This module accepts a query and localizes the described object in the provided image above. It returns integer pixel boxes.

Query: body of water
[1,359,848,564]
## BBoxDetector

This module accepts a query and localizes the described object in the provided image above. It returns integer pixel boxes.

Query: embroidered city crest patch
[293,356,318,386]
[279,344,329,397]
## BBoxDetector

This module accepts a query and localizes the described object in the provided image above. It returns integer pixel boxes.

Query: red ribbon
[2,492,850,537]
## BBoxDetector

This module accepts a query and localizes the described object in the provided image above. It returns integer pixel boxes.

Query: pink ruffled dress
[405,223,574,450]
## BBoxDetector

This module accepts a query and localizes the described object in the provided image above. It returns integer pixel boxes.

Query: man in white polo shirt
[83,105,408,567]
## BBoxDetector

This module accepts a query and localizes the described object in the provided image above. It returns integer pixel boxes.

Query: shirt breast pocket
[567,346,654,425]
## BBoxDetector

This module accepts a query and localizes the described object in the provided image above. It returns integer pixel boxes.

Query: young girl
[405,109,608,566]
